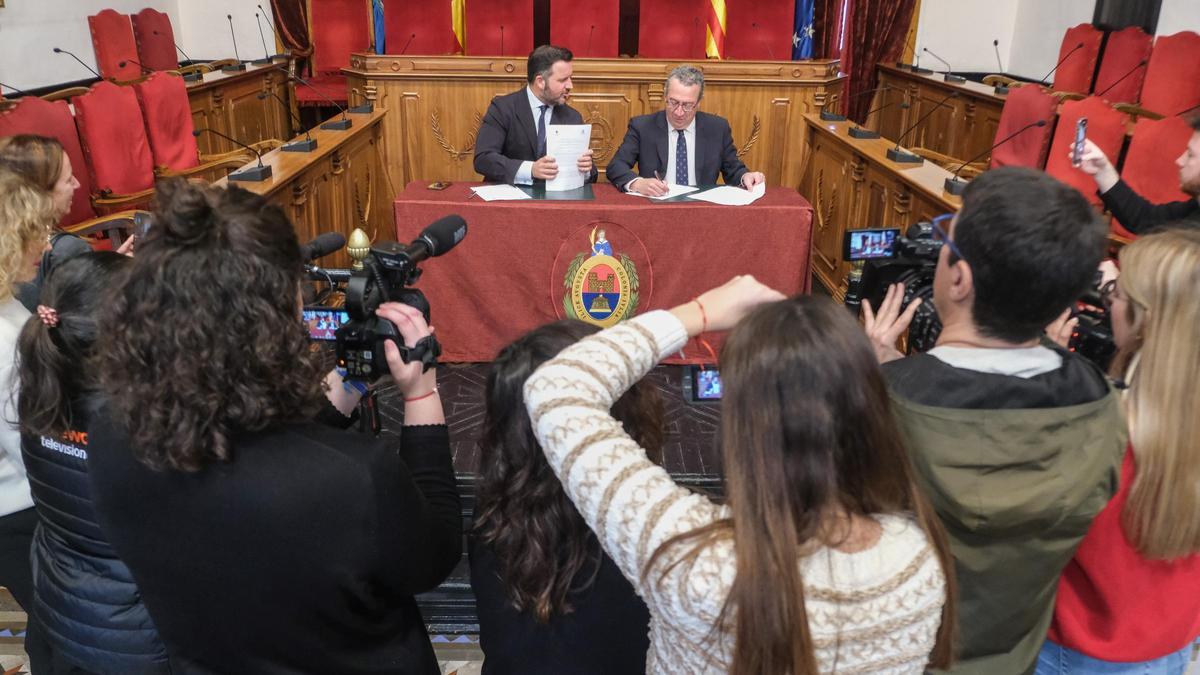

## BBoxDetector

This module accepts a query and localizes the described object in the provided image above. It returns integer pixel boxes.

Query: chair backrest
[550,0,619,58]
[310,0,371,75]
[1052,23,1104,95]
[1092,26,1152,105]
[88,9,142,82]
[132,8,180,72]
[1140,31,1200,118]
[133,72,200,172]
[73,81,156,198]
[638,0,707,59]
[725,0,794,60]
[989,85,1058,170]
[0,98,98,226]
[1044,96,1128,207]
[466,0,534,56]
[1114,115,1195,239]
[382,0,459,55]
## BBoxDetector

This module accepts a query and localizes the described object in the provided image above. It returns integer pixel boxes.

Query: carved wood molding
[737,115,762,159]
[582,109,616,163]
[430,108,483,161]
[814,168,837,234]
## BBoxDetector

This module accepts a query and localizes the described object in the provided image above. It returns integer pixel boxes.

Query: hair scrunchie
[36,305,59,328]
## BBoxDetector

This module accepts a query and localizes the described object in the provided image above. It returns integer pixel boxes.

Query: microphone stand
[848,101,910,139]
[193,128,272,181]
[257,90,316,152]
[1039,43,1084,86]
[820,85,894,122]
[256,6,290,60]
[223,15,248,72]
[52,47,102,80]
[252,13,273,65]
[1095,60,1147,99]
[943,119,1048,195]
[887,91,957,164]
[156,31,203,81]
[923,48,965,84]
[290,73,366,126]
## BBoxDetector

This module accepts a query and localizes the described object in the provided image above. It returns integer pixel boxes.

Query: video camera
[843,222,944,352]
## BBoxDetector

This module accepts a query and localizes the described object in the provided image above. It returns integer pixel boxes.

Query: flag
[451,0,466,54]
[705,0,726,59]
[372,0,385,54]
[793,0,815,59]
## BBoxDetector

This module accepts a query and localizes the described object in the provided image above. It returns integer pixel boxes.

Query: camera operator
[862,167,1126,675]
[85,179,461,674]
[1075,115,1200,234]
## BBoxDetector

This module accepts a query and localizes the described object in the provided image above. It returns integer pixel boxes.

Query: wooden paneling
[801,114,962,299]
[344,54,845,188]
[187,63,291,156]
[215,110,391,270]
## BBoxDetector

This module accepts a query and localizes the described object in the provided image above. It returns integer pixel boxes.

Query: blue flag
[373,0,385,54]
[793,0,815,59]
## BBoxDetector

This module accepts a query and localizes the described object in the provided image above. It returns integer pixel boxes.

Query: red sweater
[1048,446,1200,661]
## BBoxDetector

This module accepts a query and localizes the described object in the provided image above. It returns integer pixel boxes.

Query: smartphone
[843,228,901,261]
[1071,117,1088,167]
[427,181,452,190]
[683,365,722,402]
[133,211,153,238]
[302,307,350,341]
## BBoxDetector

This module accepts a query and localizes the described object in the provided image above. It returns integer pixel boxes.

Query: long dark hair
[645,296,957,674]
[474,319,665,622]
[17,252,130,437]
[96,179,324,472]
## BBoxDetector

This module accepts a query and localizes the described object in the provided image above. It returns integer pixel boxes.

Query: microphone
[912,43,933,74]
[253,13,273,65]
[694,17,702,57]
[943,119,1048,195]
[586,25,595,56]
[289,74,354,129]
[301,232,347,262]
[153,30,202,81]
[896,31,918,69]
[256,90,316,152]
[157,31,195,63]
[400,214,468,265]
[499,25,505,56]
[751,22,777,60]
[1039,43,1084,86]
[923,48,966,83]
[1177,101,1200,118]
[399,33,416,55]
[1096,59,1147,99]
[820,85,893,122]
[256,6,290,58]
[847,101,911,139]
[193,128,272,181]
[887,91,957,163]
[52,47,101,80]
[224,14,248,72]
[992,39,1012,95]
[118,59,153,75]
[0,81,32,97]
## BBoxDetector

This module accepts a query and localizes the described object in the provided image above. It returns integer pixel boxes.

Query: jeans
[1037,639,1197,675]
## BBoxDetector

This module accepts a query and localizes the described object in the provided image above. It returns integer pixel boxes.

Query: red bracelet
[404,387,439,403]
[692,298,708,334]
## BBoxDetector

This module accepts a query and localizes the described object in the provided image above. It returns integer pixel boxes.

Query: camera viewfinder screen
[695,369,723,400]
[303,309,350,341]
[847,229,898,260]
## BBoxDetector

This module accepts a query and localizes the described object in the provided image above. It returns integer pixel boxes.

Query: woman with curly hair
[86,179,461,673]
[471,319,664,674]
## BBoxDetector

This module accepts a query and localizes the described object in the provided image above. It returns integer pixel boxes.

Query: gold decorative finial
[347,228,371,270]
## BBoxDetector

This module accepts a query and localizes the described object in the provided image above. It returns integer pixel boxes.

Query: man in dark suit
[606,65,765,196]
[473,45,596,185]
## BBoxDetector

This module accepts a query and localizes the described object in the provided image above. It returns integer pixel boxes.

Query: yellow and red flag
[705,0,726,59]
[451,0,466,53]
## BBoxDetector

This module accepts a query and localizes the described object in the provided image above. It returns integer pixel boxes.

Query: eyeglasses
[930,213,967,262]
[666,98,698,113]
[1099,279,1119,307]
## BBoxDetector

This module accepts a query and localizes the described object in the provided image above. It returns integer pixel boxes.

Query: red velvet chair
[73,81,159,212]
[1138,31,1200,118]
[638,0,707,59]
[466,0,534,56]
[88,10,142,82]
[1052,23,1104,95]
[989,85,1059,170]
[298,0,371,107]
[725,0,794,60]
[1112,115,1194,239]
[132,8,180,72]
[551,0,620,58]
[1044,96,1128,208]
[383,0,459,55]
[1092,27,1152,105]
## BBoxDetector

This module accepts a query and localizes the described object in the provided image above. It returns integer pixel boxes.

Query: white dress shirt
[628,118,696,191]
[515,86,552,185]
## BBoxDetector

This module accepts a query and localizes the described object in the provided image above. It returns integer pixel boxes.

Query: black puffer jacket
[21,395,169,674]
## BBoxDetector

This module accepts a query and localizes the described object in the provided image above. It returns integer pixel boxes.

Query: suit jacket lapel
[694,113,708,185]
[655,111,668,175]
[514,90,538,157]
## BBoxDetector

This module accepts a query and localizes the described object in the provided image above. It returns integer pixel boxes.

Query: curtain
[811,0,843,59]
[842,0,918,122]
[270,0,312,56]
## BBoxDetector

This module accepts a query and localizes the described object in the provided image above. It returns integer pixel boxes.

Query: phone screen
[303,307,350,341]
[844,228,900,261]
[1072,118,1088,167]
[693,368,723,400]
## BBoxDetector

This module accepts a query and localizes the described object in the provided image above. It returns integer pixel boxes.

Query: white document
[627,184,700,200]
[545,124,592,192]
[687,182,766,206]
[470,184,532,201]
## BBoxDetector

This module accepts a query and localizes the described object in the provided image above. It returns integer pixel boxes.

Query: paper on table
[626,184,700,200]
[470,184,532,201]
[687,182,766,206]
[545,124,592,192]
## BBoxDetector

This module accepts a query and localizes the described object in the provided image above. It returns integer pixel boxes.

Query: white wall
[913,0,1020,74]
[1007,0,1095,79]
[177,0,279,63]
[1157,0,1200,35]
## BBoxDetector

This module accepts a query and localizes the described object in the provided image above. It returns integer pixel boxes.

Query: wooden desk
[216,109,392,270]
[187,63,292,156]
[343,55,845,189]
[870,64,1006,165]
[801,113,962,299]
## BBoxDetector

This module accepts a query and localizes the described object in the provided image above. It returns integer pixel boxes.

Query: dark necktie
[675,129,688,185]
[536,104,548,158]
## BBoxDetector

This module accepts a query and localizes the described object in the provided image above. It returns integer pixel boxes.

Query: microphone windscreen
[301,232,347,261]
[420,215,468,256]
[1036,120,1047,127]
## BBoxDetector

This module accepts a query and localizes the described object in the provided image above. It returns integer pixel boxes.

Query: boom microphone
[1039,43,1084,86]
[1095,59,1147,99]
[943,119,1049,195]
[820,85,895,122]
[0,81,31,97]
[751,22,777,60]
[301,232,347,262]
[923,47,965,83]
[887,91,958,163]
[256,6,290,58]
[52,47,101,80]
[224,14,248,72]
[847,100,911,139]
[193,128,272,181]
[399,33,416,55]
[253,13,273,64]
[256,90,316,151]
[118,59,153,75]
[289,74,352,129]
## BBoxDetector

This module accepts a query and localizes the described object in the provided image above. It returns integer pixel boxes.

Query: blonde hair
[1115,228,1200,559]
[0,167,55,299]
[0,135,64,193]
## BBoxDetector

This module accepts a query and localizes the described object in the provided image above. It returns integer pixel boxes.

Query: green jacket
[891,388,1125,675]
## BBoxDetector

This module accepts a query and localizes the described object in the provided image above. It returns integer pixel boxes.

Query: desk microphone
[896,31,918,69]
[887,91,957,163]
[820,84,893,122]
[1177,101,1200,118]
[52,48,101,80]
[943,119,1048,195]
[154,31,203,81]
[847,100,910,139]
[399,33,416,55]
[1095,59,1147,99]
[257,90,316,152]
[193,128,272,181]
[694,17,702,58]
[289,74,355,129]
[499,25,505,55]
[223,15,248,72]
[118,59,153,76]
[253,13,274,64]
[923,48,965,83]
[751,22,777,60]
[0,81,31,97]
[912,44,933,74]
[1039,43,1084,86]
[586,25,595,56]
[992,39,1012,94]
[256,6,290,58]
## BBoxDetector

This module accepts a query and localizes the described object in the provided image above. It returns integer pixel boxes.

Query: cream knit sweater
[525,310,947,674]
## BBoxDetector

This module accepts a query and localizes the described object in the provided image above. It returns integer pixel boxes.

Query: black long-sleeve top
[87,409,461,675]
[1100,179,1199,234]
